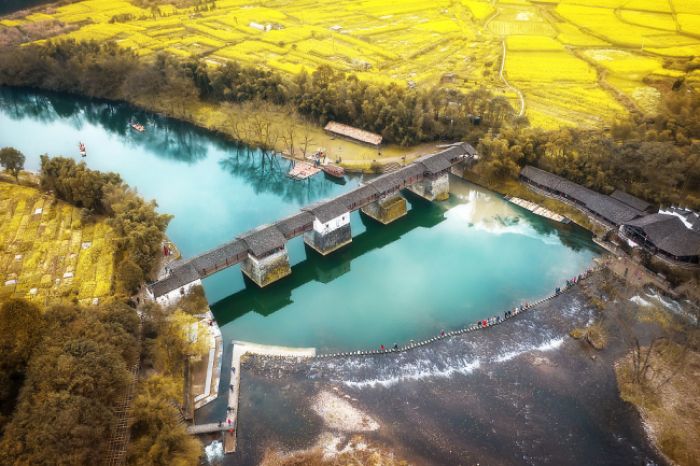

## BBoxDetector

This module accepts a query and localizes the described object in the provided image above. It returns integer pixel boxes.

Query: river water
[0,87,600,351]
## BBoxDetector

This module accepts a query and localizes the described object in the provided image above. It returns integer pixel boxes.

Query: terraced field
[0,182,115,305]
[2,0,699,129]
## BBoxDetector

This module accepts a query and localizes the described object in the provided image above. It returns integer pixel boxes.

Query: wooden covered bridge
[150,143,477,304]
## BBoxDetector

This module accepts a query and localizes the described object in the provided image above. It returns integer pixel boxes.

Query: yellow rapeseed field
[0,182,116,306]
[2,0,699,130]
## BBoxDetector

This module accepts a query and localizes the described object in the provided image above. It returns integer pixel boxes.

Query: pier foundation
[304,212,352,255]
[240,249,291,287]
[361,192,407,224]
[408,172,449,201]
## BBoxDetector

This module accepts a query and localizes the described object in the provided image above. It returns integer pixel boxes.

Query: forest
[0,38,698,206]
[0,295,204,466]
[39,156,172,292]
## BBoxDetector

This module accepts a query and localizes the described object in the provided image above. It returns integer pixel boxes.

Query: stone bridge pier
[408,171,450,202]
[303,203,352,255]
[361,192,407,224]
[238,226,291,287]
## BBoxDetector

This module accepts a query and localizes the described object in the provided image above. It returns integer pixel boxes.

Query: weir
[149,143,477,300]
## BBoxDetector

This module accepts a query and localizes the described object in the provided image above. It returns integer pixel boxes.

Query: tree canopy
[0,147,25,180]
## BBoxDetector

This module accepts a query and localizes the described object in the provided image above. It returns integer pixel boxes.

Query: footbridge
[150,143,477,304]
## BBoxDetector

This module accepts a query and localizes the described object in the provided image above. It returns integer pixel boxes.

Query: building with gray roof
[621,213,700,265]
[520,165,643,226]
[238,224,287,258]
[611,190,655,213]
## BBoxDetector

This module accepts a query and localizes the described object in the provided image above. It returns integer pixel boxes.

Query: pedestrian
[218,421,222,428]
[440,330,445,337]
[380,344,385,351]
[393,343,398,350]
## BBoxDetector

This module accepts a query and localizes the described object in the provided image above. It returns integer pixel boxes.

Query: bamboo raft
[506,196,570,224]
[287,161,321,180]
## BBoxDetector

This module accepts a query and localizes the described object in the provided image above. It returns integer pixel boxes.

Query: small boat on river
[322,164,345,179]
[78,142,86,157]
[131,122,145,132]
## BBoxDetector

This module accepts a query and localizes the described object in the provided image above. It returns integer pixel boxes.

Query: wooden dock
[506,196,570,224]
[287,160,321,180]
[224,341,316,454]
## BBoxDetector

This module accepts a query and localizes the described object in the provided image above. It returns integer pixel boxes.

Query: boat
[322,164,345,179]
[78,142,86,157]
[131,122,145,132]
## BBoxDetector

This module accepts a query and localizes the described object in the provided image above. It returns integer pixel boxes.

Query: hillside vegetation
[1,0,699,129]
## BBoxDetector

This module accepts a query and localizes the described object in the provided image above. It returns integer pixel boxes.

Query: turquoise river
[0,88,600,350]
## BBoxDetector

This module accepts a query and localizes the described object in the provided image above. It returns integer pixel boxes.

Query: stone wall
[408,172,449,201]
[361,193,407,224]
[241,250,292,287]
[305,223,352,255]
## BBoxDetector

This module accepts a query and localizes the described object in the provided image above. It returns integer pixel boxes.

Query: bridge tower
[303,201,352,255]
[407,154,453,202]
[238,225,291,287]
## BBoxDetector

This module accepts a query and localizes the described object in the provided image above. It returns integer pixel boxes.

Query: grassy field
[0,180,115,306]
[1,0,699,130]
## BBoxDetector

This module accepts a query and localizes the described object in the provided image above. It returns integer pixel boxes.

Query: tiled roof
[521,166,642,225]
[626,213,700,257]
[323,121,383,145]
[238,224,287,257]
[151,263,199,298]
[611,190,653,212]
[275,211,314,238]
[416,153,452,175]
[303,198,350,223]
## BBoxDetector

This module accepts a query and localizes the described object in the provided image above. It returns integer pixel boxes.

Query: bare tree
[281,121,297,160]
[299,121,315,159]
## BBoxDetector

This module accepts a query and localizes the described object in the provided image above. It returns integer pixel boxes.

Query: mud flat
[198,273,672,465]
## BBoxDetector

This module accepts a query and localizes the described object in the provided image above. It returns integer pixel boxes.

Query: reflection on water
[214,196,447,324]
[0,86,600,350]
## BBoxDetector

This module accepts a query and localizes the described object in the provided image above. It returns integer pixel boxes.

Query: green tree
[0,299,44,373]
[0,147,25,180]
[128,375,201,466]
[0,299,44,430]
[117,257,145,295]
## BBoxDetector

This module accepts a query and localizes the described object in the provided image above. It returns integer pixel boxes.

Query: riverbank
[125,95,438,173]
[459,166,596,232]
[616,340,700,466]
[197,269,681,465]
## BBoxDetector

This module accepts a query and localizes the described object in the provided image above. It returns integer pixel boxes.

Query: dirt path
[499,40,525,118]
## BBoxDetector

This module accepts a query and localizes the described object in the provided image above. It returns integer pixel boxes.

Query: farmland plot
[2,0,699,130]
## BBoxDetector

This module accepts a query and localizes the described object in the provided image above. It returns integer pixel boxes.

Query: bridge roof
[303,199,349,223]
[416,152,452,175]
[275,211,314,238]
[151,262,200,298]
[336,184,379,209]
[238,224,287,257]
[394,164,424,181]
[439,142,475,161]
[190,239,248,275]
[370,171,404,194]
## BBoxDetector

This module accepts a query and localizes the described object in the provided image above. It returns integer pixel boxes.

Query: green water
[0,87,599,350]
